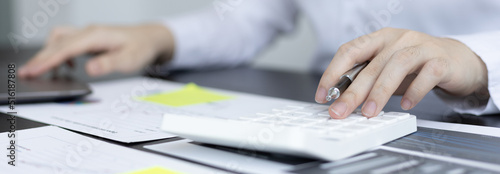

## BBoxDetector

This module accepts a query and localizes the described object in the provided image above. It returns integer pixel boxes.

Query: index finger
[315,32,384,103]
[20,30,110,78]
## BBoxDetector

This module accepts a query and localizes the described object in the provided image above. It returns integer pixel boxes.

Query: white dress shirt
[163,0,500,115]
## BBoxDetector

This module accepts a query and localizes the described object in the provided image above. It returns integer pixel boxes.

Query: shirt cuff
[162,13,206,70]
[434,88,498,115]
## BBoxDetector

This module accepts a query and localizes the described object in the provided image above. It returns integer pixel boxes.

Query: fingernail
[89,62,101,76]
[331,101,347,118]
[315,87,327,103]
[401,99,412,110]
[362,101,377,117]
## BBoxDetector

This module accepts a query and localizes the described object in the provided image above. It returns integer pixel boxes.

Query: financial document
[0,126,223,174]
[2,77,235,143]
[1,77,294,143]
[0,78,181,142]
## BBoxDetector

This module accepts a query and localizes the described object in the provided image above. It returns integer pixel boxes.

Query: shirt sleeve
[161,0,299,70]
[436,31,500,115]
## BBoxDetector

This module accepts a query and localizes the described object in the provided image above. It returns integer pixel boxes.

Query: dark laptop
[0,75,91,104]
[0,52,92,104]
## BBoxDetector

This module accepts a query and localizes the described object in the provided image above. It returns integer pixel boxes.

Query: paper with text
[1,77,297,142]
[0,78,180,142]
[0,126,222,174]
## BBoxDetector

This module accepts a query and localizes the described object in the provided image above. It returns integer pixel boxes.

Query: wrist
[141,23,175,66]
[443,38,489,96]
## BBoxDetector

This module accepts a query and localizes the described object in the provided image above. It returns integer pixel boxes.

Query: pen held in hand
[326,62,369,101]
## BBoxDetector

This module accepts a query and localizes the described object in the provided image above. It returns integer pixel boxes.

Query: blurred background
[0,0,316,73]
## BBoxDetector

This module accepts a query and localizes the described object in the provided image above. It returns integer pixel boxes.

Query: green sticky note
[138,83,233,107]
[125,166,181,174]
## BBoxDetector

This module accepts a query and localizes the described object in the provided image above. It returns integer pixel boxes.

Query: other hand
[19,24,174,78]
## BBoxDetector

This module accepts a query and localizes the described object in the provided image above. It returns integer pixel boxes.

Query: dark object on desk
[0,48,93,104]
[0,76,91,104]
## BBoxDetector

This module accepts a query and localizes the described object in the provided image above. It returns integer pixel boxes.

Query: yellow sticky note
[126,166,181,174]
[138,83,233,107]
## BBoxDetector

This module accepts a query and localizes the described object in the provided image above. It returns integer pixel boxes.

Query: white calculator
[160,89,416,161]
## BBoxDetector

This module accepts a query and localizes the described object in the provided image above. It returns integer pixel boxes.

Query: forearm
[144,23,175,66]
[161,0,298,70]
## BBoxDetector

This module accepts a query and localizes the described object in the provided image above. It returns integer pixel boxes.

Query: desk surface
[2,48,500,172]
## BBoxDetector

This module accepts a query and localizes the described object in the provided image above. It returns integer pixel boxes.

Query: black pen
[326,62,369,101]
